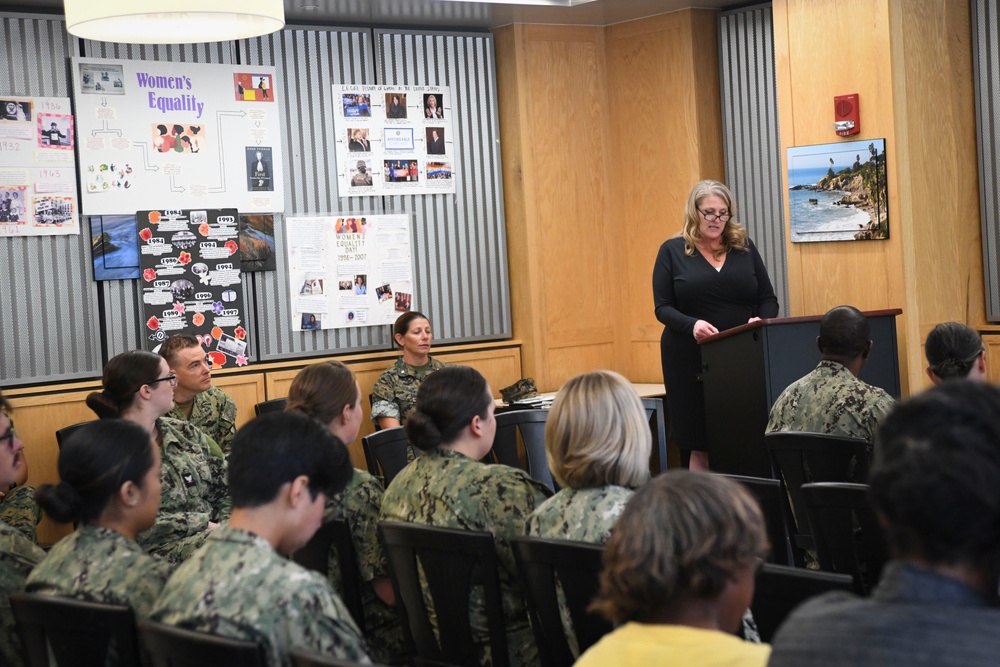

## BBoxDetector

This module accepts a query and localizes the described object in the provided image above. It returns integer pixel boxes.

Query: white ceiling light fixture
[431,0,597,5]
[63,0,285,44]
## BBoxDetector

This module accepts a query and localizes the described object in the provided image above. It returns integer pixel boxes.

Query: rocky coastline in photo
[790,167,887,240]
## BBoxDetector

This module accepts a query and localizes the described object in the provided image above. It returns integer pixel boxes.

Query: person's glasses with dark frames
[0,419,15,449]
[146,374,177,388]
[698,208,731,223]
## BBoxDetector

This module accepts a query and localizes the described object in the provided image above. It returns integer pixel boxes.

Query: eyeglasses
[698,209,731,223]
[147,374,177,388]
[0,420,15,448]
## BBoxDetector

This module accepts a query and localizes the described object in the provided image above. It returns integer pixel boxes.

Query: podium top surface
[698,308,903,346]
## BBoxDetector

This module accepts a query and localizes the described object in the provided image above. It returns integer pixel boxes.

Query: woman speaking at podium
[652,180,778,470]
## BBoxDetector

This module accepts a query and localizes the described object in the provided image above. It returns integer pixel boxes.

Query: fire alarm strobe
[834,93,860,137]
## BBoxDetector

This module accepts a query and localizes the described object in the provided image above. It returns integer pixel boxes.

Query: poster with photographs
[331,84,455,196]
[0,95,79,236]
[286,214,414,331]
[72,57,285,216]
[138,208,249,368]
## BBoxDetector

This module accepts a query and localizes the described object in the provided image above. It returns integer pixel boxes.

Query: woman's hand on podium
[693,319,719,341]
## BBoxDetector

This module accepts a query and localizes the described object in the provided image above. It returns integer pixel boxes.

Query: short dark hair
[873,381,1000,565]
[392,311,430,342]
[227,412,353,507]
[818,305,870,357]
[86,351,163,418]
[35,420,155,524]
[925,322,984,380]
[158,334,201,366]
[405,366,492,451]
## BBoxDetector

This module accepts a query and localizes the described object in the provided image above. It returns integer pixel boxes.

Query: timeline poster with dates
[0,95,79,236]
[137,208,249,368]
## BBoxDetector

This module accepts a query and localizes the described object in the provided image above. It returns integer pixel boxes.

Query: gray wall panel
[719,4,790,316]
[0,13,101,385]
[974,0,1000,321]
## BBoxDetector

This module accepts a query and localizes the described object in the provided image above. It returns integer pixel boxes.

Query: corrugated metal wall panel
[0,13,101,384]
[973,0,1000,321]
[718,4,790,316]
[375,29,510,344]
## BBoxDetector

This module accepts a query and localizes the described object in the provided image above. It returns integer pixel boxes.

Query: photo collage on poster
[138,208,248,367]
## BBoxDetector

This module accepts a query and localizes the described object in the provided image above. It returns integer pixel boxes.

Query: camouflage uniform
[0,484,41,543]
[327,468,406,665]
[139,417,232,564]
[0,518,45,667]
[527,486,634,544]
[151,526,370,667]
[379,447,550,667]
[25,524,172,617]
[766,360,896,473]
[370,357,447,425]
[167,386,237,455]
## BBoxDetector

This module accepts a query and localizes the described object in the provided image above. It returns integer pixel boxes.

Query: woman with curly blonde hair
[653,180,779,470]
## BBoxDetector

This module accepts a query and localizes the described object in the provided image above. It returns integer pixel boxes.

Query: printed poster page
[0,95,80,236]
[72,58,285,215]
[331,85,456,197]
[138,208,249,368]
[286,214,414,330]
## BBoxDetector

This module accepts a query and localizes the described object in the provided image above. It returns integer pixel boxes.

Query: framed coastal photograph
[787,138,888,242]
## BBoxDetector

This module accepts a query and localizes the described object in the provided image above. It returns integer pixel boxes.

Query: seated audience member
[370,311,446,429]
[151,412,370,667]
[925,321,987,383]
[159,334,237,454]
[286,361,406,665]
[766,305,895,471]
[26,420,171,616]
[379,366,551,667]
[769,381,1000,666]
[0,391,45,667]
[578,471,770,667]
[0,412,38,543]
[87,350,230,564]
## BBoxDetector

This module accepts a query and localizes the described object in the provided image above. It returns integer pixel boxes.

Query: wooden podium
[698,309,902,478]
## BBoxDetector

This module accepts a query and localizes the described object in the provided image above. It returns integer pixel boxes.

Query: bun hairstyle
[285,361,360,425]
[393,311,430,344]
[86,350,164,419]
[925,322,984,381]
[35,420,155,525]
[405,366,492,451]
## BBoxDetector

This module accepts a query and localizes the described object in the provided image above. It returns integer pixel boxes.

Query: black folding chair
[11,593,141,667]
[380,522,508,667]
[802,482,888,595]
[291,518,366,631]
[493,410,554,490]
[55,421,92,449]
[138,619,267,667]
[254,397,288,416]
[766,431,870,564]
[511,536,612,667]
[641,397,668,475]
[361,426,419,487]
[291,651,388,667]
[718,473,795,566]
[750,563,855,642]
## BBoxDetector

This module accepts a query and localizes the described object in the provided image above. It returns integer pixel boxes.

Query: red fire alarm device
[834,93,860,137]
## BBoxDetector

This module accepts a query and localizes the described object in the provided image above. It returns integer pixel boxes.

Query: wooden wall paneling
[605,10,726,382]
[984,334,1000,383]
[211,373,266,430]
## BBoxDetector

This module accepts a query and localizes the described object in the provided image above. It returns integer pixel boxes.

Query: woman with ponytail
[86,350,230,564]
[26,419,172,615]
[379,366,550,667]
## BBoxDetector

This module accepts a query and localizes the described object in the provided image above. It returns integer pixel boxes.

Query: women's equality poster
[138,208,248,368]
[0,95,79,236]
[286,214,414,331]
[71,58,284,216]
[332,85,456,196]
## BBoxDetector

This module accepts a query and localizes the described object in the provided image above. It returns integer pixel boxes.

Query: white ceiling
[9,0,745,31]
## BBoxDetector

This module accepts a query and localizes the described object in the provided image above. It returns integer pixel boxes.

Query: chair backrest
[718,473,794,567]
[379,522,508,667]
[254,397,288,416]
[766,431,870,555]
[510,536,612,667]
[802,482,889,595]
[291,518,366,632]
[751,563,854,643]
[11,592,141,667]
[493,409,553,490]
[55,421,92,450]
[641,397,668,475]
[361,426,419,487]
[291,650,386,667]
[137,619,267,667]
